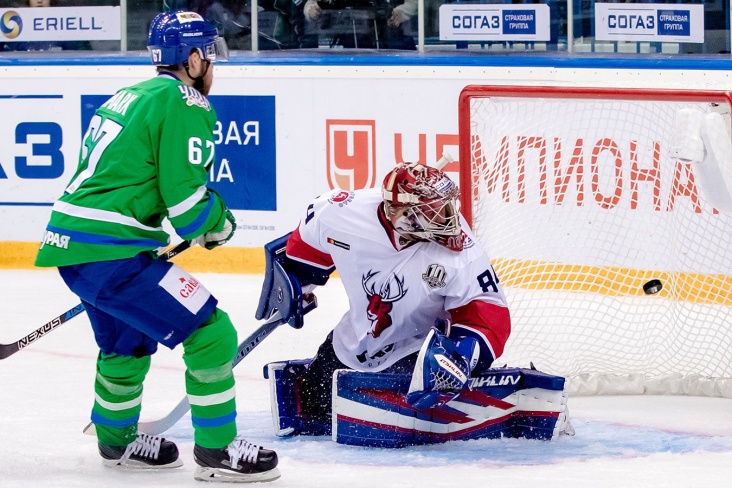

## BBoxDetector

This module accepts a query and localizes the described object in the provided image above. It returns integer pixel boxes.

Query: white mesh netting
[462,87,732,397]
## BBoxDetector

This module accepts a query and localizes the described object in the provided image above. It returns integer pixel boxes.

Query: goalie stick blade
[83,400,189,437]
[82,311,285,437]
[138,398,190,436]
[83,398,192,437]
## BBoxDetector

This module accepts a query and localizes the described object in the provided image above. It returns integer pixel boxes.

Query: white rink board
[1,63,731,247]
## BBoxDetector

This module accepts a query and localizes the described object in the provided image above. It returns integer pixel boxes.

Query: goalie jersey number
[477,266,500,293]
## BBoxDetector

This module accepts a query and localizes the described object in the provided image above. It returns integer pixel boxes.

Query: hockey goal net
[458,85,732,397]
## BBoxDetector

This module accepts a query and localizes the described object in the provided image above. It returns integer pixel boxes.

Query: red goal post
[458,85,732,397]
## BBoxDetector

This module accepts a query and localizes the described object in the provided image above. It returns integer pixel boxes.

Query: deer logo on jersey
[362,270,407,338]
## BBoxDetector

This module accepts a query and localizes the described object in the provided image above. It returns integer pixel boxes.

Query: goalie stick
[83,309,286,436]
[0,240,192,361]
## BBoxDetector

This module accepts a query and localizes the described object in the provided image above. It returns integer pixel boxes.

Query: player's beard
[191,60,212,97]
[194,76,208,96]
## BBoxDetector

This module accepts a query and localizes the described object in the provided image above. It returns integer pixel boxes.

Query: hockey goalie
[256,162,572,447]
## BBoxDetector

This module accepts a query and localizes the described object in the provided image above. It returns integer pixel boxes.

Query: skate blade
[194,465,281,483]
[102,457,184,470]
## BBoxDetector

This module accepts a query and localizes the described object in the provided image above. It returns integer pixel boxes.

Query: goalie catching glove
[406,327,480,410]
[194,208,236,250]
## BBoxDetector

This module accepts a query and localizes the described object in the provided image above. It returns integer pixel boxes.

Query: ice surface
[1,270,731,488]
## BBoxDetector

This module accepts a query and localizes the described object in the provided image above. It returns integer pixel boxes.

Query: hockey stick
[0,240,192,361]
[83,310,286,436]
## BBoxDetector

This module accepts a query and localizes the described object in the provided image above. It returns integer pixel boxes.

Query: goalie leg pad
[333,367,571,448]
[264,360,331,437]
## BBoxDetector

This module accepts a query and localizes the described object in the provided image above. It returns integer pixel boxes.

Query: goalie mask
[382,162,464,251]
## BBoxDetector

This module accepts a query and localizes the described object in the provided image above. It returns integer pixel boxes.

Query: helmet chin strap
[183,58,210,93]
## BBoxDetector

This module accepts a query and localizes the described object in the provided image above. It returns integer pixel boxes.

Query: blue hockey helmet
[147,11,229,66]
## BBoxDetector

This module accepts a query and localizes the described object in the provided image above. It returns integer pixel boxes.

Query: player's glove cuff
[194,209,236,250]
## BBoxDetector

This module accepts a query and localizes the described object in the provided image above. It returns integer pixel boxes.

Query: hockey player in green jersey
[34,11,279,483]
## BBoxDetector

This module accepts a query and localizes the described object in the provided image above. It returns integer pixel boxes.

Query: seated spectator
[163,0,211,10]
[386,0,441,41]
[259,0,318,49]
[205,0,252,50]
[302,0,415,49]
[386,0,415,29]
[200,0,314,50]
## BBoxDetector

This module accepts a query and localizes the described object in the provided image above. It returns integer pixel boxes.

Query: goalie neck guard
[382,162,464,251]
[147,11,229,66]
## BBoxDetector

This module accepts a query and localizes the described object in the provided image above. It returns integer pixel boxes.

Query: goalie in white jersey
[259,162,511,427]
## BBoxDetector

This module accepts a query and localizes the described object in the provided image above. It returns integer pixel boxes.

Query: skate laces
[120,433,162,463]
[227,436,260,470]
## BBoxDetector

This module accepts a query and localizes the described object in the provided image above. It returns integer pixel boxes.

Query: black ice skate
[193,435,280,482]
[99,432,183,469]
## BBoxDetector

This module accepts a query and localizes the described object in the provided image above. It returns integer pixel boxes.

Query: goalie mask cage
[458,85,732,397]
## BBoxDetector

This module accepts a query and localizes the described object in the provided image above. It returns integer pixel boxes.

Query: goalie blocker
[264,361,573,448]
[256,232,320,329]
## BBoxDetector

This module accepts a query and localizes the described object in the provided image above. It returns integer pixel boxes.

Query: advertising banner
[0,94,76,205]
[0,62,729,254]
[0,7,120,42]
[439,4,551,42]
[80,95,278,213]
[0,68,465,247]
[595,3,705,43]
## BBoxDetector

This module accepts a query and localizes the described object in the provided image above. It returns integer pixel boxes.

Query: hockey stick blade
[83,310,285,437]
[0,241,192,361]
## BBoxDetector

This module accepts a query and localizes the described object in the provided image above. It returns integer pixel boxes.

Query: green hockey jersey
[35,74,228,267]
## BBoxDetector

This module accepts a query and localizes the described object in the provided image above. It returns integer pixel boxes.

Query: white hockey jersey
[286,188,511,372]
